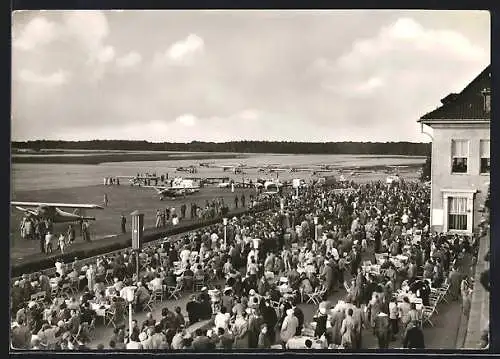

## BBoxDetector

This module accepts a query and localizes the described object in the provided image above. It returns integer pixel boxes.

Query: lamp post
[123,286,136,341]
[313,216,319,243]
[130,210,144,282]
[223,217,228,248]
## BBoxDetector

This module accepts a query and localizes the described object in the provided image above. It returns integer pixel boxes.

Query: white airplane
[116,175,160,186]
[311,169,334,175]
[289,167,311,173]
[146,178,200,200]
[263,180,284,194]
[313,164,334,170]
[11,202,104,223]
[213,163,254,174]
[148,187,189,200]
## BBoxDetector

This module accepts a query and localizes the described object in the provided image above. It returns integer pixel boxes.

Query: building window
[451,139,469,173]
[482,88,491,113]
[448,197,468,230]
[480,139,490,174]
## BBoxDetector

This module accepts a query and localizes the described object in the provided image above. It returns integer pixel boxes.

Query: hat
[14,281,19,286]
[139,332,148,341]
[201,286,208,291]
[249,289,256,296]
[57,320,65,327]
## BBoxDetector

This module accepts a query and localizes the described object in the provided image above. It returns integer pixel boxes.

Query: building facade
[419,66,490,234]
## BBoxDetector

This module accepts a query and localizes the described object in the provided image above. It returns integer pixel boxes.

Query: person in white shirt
[247,249,257,265]
[149,273,163,289]
[401,212,409,225]
[252,237,261,251]
[180,247,191,265]
[126,332,143,349]
[331,247,340,261]
[55,260,64,277]
[58,234,66,254]
[45,232,55,254]
[214,306,230,330]
[211,232,219,244]
[388,297,399,340]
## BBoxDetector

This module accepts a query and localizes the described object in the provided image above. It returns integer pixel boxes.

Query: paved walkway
[463,232,490,349]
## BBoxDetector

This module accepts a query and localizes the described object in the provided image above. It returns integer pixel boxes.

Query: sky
[11,10,490,143]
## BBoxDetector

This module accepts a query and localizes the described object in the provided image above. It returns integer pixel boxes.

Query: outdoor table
[286,336,327,349]
[90,302,111,319]
[279,285,292,294]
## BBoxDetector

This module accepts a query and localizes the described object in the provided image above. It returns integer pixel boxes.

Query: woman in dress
[340,308,356,349]
[233,312,249,349]
[85,265,96,294]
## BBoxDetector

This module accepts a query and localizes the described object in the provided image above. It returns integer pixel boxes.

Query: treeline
[12,140,431,156]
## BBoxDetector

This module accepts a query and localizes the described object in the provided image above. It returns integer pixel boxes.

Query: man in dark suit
[217,328,234,350]
[403,321,425,349]
[186,295,200,326]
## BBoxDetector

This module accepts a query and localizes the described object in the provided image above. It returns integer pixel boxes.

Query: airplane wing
[11,202,104,209]
[15,206,39,216]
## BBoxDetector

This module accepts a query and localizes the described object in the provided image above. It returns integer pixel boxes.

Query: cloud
[62,11,109,52]
[305,16,488,140]
[116,51,142,67]
[238,109,260,121]
[175,114,197,127]
[13,16,58,51]
[336,17,486,72]
[11,11,490,143]
[154,34,205,67]
[18,69,69,86]
[96,45,115,63]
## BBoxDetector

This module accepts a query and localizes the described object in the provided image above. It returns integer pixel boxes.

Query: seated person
[66,297,80,311]
[165,270,177,287]
[134,282,151,312]
[67,268,79,281]
[248,289,261,309]
[113,278,124,292]
[299,274,313,295]
[142,312,156,330]
[149,274,163,292]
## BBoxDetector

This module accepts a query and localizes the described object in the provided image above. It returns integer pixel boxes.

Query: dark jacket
[403,325,425,349]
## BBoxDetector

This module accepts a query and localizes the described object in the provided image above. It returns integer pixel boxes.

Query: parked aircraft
[146,178,200,200]
[11,202,104,223]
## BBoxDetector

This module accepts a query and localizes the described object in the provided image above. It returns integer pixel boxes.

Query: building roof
[419,65,490,122]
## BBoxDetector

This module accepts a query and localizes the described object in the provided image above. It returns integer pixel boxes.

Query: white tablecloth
[286,336,327,349]
[90,303,110,317]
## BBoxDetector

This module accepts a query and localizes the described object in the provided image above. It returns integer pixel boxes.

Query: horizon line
[11,139,431,144]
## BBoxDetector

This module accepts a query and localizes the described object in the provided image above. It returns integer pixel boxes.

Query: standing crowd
[11,178,480,351]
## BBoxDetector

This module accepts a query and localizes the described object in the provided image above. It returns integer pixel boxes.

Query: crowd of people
[11,178,480,351]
